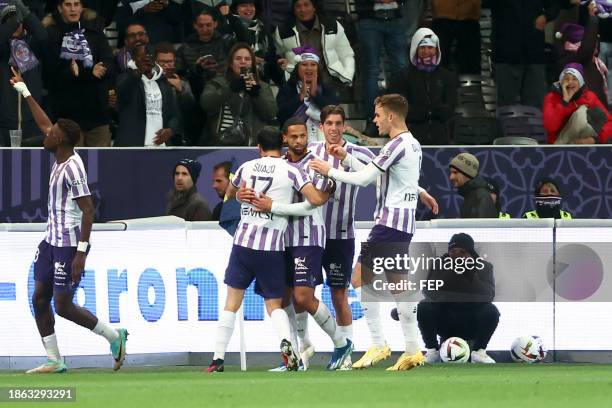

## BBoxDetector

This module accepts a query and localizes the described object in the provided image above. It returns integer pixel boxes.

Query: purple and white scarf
[60,24,93,68]
[9,39,40,73]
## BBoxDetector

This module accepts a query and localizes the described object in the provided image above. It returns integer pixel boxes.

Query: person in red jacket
[543,63,612,144]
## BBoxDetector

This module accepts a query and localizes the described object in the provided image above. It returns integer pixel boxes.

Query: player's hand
[167,75,183,92]
[236,182,257,203]
[419,190,439,215]
[92,62,107,79]
[327,144,347,160]
[154,128,172,144]
[71,252,86,286]
[251,193,273,212]
[309,159,331,176]
[277,58,289,69]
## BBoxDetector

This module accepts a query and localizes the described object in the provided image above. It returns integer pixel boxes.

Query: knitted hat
[449,153,479,179]
[534,177,562,197]
[448,233,478,258]
[555,23,585,44]
[559,63,585,88]
[174,159,202,184]
[292,45,320,64]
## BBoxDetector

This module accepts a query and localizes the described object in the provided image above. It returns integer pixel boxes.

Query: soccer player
[310,94,437,371]
[250,117,353,371]
[207,126,329,373]
[10,68,128,374]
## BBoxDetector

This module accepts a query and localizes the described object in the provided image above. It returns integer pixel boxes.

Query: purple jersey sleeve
[372,137,405,172]
[65,161,91,199]
[231,164,245,188]
[288,165,311,192]
[350,145,376,165]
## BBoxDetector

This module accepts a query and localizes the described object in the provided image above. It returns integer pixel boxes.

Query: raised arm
[10,67,52,134]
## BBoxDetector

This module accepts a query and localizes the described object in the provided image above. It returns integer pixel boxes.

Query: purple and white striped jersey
[44,153,91,247]
[371,132,422,234]
[284,151,328,248]
[232,156,310,251]
[309,140,376,239]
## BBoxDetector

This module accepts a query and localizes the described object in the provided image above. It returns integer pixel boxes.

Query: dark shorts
[33,240,80,293]
[285,246,324,288]
[323,239,355,289]
[224,245,286,299]
[359,224,413,274]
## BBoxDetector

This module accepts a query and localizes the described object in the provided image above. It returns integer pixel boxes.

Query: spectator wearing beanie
[556,2,608,106]
[388,27,457,145]
[523,177,573,220]
[449,153,497,218]
[543,63,612,144]
[167,158,212,221]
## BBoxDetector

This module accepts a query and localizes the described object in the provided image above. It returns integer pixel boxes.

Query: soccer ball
[440,337,470,363]
[510,336,547,363]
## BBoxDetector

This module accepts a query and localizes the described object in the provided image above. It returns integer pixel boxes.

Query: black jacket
[117,0,182,44]
[115,70,180,146]
[276,81,339,127]
[167,187,212,221]
[458,176,498,219]
[42,10,115,131]
[423,254,495,303]
[0,13,46,138]
[354,0,405,19]
[389,65,458,145]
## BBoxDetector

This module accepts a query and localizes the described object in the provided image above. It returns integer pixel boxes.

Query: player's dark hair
[282,117,306,134]
[57,118,81,147]
[374,94,409,119]
[213,161,232,178]
[320,105,346,124]
[257,126,283,151]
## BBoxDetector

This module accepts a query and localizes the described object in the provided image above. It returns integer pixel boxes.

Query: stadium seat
[453,117,502,145]
[496,105,543,120]
[496,105,546,144]
[492,136,539,145]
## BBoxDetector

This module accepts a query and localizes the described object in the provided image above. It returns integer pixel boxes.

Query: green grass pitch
[2,364,612,408]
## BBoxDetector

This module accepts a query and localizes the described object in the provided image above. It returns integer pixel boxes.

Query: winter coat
[166,187,212,221]
[41,10,115,131]
[115,69,180,146]
[432,0,481,21]
[0,13,46,137]
[457,176,498,219]
[117,0,182,44]
[259,0,292,31]
[276,80,339,129]
[542,84,612,143]
[389,27,458,145]
[274,16,355,85]
[200,74,278,145]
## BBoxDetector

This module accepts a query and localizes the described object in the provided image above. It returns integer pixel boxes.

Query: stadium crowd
[2,0,612,147]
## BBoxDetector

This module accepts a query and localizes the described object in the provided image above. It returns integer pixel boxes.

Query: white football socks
[213,310,236,360]
[313,301,346,348]
[295,311,312,348]
[396,301,420,354]
[92,320,119,343]
[359,286,385,348]
[270,308,292,344]
[42,334,61,362]
[284,304,300,350]
[338,324,353,342]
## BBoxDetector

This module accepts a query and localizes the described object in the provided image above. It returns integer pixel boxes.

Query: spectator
[0,0,46,147]
[274,0,355,90]
[191,0,251,42]
[42,0,115,146]
[417,233,499,364]
[523,177,573,219]
[81,0,119,31]
[276,47,338,142]
[556,3,608,106]
[116,22,149,73]
[543,63,612,144]
[388,27,457,145]
[449,152,497,218]
[115,43,180,146]
[259,0,292,31]
[431,0,481,74]
[231,0,283,84]
[211,160,232,221]
[155,41,195,145]
[167,158,212,221]
[491,0,559,108]
[484,177,510,219]
[354,0,407,134]
[116,0,182,45]
[200,43,277,145]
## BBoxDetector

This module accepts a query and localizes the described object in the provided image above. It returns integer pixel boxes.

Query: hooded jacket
[388,28,457,145]
[115,66,180,146]
[457,176,498,219]
[274,16,355,85]
[41,9,114,131]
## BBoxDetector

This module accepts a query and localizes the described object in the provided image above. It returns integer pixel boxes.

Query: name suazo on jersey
[371,132,422,234]
[310,141,375,239]
[45,153,91,247]
[285,151,328,248]
[232,156,311,251]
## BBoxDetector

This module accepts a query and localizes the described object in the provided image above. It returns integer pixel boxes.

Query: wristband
[77,241,89,253]
[13,81,31,98]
